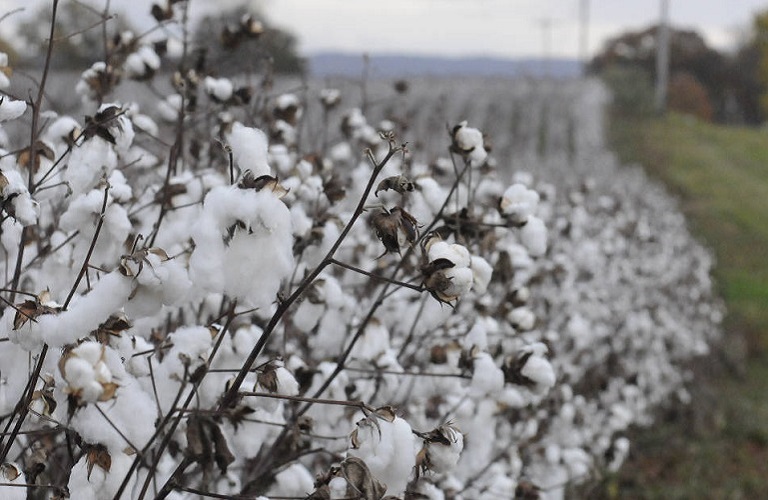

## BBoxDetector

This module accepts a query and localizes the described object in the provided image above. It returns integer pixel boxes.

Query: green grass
[604,112,768,497]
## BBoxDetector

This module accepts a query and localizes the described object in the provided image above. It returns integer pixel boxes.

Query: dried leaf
[83,106,124,145]
[370,206,419,255]
[94,312,133,342]
[373,406,397,423]
[151,3,173,22]
[17,141,55,173]
[339,457,387,500]
[0,462,22,481]
[375,175,414,197]
[98,382,119,401]
[502,352,535,386]
[323,175,346,203]
[86,445,112,480]
[238,171,289,198]
[210,421,235,473]
[13,291,61,330]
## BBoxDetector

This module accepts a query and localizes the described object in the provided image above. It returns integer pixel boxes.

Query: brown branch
[63,180,110,309]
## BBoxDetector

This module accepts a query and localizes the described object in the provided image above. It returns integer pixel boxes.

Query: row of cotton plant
[0,3,721,500]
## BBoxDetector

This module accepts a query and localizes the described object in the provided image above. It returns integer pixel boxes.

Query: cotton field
[0,9,723,500]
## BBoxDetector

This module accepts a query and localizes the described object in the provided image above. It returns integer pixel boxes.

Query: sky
[1,0,767,60]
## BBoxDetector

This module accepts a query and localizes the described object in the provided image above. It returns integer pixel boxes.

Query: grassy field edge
[597,112,768,498]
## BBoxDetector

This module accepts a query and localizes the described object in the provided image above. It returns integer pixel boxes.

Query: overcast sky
[2,0,767,59]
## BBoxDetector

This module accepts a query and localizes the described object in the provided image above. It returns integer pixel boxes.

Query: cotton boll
[0,97,26,122]
[520,215,547,257]
[189,186,293,309]
[157,94,182,122]
[508,307,536,331]
[501,183,540,224]
[68,450,135,500]
[420,424,464,474]
[269,463,315,498]
[348,415,416,495]
[442,266,474,298]
[228,122,270,177]
[470,256,493,294]
[452,121,487,166]
[471,352,504,396]
[351,318,391,361]
[204,76,234,102]
[427,241,471,268]
[520,355,556,393]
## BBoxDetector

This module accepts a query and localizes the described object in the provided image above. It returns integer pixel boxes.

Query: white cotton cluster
[9,272,133,350]
[61,342,114,403]
[0,97,26,122]
[157,93,182,122]
[205,76,234,102]
[508,306,536,331]
[189,185,293,310]
[348,415,416,495]
[124,251,191,318]
[470,255,493,294]
[427,241,473,297]
[75,62,110,104]
[420,424,464,474]
[320,87,341,107]
[470,351,505,397]
[268,463,315,498]
[227,122,270,177]
[452,121,487,166]
[124,45,161,79]
[519,343,557,394]
[67,449,135,500]
[0,168,38,225]
[501,183,540,224]
[520,214,548,257]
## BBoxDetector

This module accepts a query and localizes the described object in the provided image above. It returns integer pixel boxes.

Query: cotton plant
[0,15,725,499]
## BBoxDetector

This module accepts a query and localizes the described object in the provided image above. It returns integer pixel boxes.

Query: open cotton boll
[420,424,464,474]
[269,463,315,498]
[348,415,416,496]
[228,122,270,177]
[442,266,474,298]
[501,183,540,224]
[427,241,471,268]
[0,97,26,122]
[189,185,293,309]
[470,352,504,396]
[204,76,234,102]
[157,93,182,122]
[520,354,556,393]
[470,256,493,294]
[124,45,161,79]
[68,449,135,500]
[1,169,38,225]
[520,215,547,257]
[508,307,536,331]
[22,272,133,348]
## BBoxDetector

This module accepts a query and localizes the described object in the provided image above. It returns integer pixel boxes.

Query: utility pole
[655,0,671,114]
[579,0,590,74]
[538,18,553,78]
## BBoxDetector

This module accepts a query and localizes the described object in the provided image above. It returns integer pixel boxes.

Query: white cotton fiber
[228,122,270,177]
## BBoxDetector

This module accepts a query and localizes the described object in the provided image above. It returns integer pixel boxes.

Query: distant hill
[308,52,582,79]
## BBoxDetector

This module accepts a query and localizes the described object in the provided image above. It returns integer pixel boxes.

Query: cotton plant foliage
[0,10,722,500]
